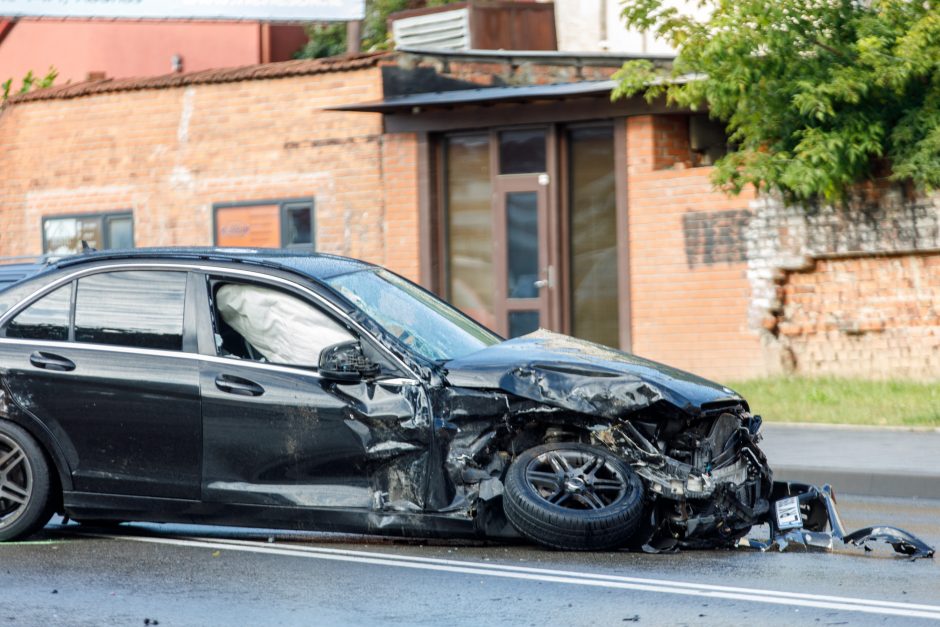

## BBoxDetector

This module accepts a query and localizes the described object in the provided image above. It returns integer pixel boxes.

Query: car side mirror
[318,341,380,381]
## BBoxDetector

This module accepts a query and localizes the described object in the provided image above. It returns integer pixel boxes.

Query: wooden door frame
[492,174,552,337]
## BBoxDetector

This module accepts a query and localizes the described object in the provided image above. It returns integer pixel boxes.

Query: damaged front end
[592,403,772,552]
[434,331,935,557]
[436,331,774,550]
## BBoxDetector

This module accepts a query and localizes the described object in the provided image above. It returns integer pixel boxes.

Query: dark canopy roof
[328,80,617,113]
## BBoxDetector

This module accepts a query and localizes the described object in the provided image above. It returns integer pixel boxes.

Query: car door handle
[29,351,76,372]
[215,374,264,397]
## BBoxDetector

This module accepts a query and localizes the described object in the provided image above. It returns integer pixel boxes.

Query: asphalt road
[2,495,938,626]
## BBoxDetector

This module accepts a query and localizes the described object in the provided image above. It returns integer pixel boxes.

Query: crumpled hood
[443,330,743,418]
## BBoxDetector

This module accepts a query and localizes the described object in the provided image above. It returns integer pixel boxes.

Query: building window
[444,134,495,329]
[568,125,619,348]
[213,198,315,250]
[42,212,134,255]
[689,114,730,167]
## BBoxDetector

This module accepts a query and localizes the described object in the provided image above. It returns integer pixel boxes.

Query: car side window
[5,283,73,341]
[211,281,353,368]
[75,271,187,351]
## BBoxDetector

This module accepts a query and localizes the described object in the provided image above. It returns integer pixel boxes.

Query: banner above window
[0,0,364,21]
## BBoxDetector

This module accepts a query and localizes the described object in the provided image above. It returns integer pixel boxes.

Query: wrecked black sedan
[0,249,932,557]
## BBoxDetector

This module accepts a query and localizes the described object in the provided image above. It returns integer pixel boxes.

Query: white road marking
[92,532,940,621]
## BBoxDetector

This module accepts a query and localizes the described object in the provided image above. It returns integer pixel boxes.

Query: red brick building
[2,50,938,382]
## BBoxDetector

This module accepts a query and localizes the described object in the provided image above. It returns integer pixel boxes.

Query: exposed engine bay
[360,331,934,558]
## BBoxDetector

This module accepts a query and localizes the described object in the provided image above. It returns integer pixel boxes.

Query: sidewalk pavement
[760,423,940,499]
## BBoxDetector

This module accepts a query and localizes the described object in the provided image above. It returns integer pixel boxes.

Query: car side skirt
[61,492,517,540]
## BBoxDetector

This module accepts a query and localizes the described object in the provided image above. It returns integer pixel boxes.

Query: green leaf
[615,0,940,202]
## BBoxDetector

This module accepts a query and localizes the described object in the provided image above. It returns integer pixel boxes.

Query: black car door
[195,272,431,512]
[0,268,202,500]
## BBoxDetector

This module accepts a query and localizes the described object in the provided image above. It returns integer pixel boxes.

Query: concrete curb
[766,422,940,434]
[772,466,940,500]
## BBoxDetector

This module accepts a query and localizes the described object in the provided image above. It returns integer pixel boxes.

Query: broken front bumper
[748,482,935,559]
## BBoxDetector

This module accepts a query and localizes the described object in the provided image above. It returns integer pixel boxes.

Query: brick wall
[381,132,421,281]
[749,192,940,380]
[0,64,423,283]
[776,254,940,379]
[626,115,767,382]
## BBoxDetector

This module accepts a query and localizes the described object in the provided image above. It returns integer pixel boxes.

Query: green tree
[2,67,58,105]
[613,0,940,202]
[296,0,462,58]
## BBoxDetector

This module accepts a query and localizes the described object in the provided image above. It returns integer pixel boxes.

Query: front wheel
[503,442,645,551]
[0,421,54,542]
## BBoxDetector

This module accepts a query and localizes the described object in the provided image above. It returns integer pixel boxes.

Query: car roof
[51,247,377,281]
[0,262,49,290]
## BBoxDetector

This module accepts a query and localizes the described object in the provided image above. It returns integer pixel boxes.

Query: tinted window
[75,271,186,350]
[499,129,546,174]
[0,281,44,319]
[284,206,313,248]
[5,283,72,341]
[445,134,495,328]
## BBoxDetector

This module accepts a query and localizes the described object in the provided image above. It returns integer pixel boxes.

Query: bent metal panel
[0,0,364,21]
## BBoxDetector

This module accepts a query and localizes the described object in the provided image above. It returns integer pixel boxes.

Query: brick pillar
[382,133,421,283]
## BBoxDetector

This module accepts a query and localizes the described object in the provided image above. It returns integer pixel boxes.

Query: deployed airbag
[216,283,352,366]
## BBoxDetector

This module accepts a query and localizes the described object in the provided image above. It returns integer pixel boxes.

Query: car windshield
[325,268,501,362]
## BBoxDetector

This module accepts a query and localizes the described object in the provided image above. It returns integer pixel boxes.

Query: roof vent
[391,7,471,51]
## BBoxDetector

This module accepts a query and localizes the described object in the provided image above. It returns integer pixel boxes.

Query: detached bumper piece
[747,482,935,559]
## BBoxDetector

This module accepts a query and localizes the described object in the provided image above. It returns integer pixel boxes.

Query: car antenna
[81,240,97,253]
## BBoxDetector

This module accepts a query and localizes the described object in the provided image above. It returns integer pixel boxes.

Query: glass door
[494,176,551,337]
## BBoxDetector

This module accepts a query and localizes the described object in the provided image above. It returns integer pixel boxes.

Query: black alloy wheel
[0,422,53,542]
[503,442,645,551]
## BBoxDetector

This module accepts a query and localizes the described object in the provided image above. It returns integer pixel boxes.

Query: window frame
[0,268,198,353]
[0,262,419,380]
[41,211,135,255]
[212,197,316,250]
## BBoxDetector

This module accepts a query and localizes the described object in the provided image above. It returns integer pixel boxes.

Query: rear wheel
[503,442,644,551]
[0,421,53,542]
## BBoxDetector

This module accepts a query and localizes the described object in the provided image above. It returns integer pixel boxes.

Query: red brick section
[381,133,421,281]
[777,254,940,379]
[0,62,421,283]
[7,53,387,103]
[626,115,766,382]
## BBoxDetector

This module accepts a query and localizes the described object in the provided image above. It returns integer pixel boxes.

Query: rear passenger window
[75,271,186,351]
[5,283,72,341]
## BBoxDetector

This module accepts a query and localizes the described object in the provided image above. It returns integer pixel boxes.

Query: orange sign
[216,205,280,248]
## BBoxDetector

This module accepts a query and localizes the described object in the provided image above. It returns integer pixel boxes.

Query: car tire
[503,442,645,551]
[0,421,54,542]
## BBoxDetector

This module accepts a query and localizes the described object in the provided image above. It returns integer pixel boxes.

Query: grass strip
[726,377,940,427]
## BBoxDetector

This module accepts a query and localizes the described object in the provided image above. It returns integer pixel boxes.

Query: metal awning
[328,80,617,113]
